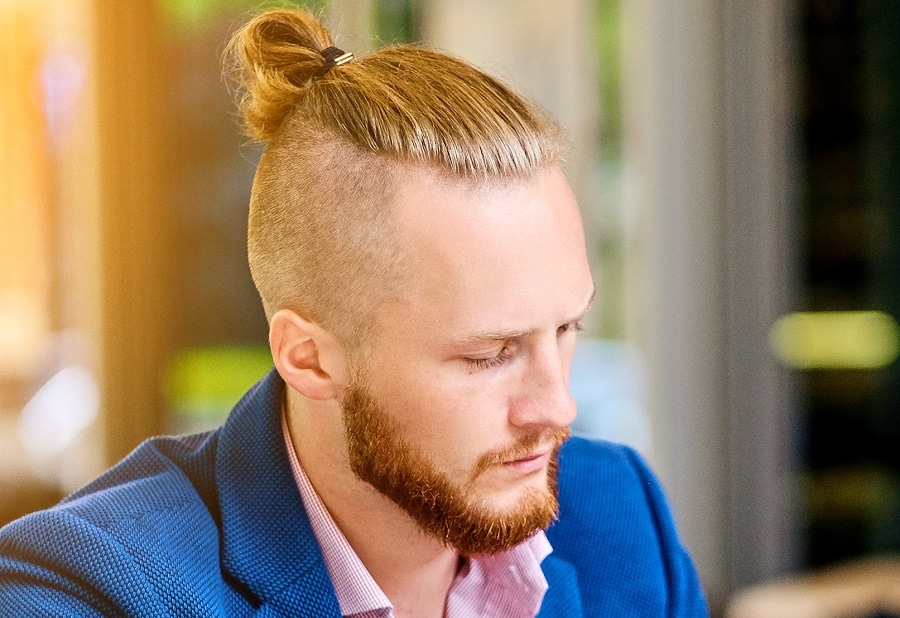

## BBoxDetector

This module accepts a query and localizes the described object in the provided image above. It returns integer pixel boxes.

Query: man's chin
[469,475,553,515]
[445,487,559,556]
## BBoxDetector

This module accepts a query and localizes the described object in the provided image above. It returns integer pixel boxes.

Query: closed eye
[465,346,514,372]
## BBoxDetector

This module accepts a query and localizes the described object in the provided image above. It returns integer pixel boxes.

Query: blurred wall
[622,0,798,608]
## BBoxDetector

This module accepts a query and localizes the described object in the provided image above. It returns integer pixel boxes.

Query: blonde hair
[226,8,564,349]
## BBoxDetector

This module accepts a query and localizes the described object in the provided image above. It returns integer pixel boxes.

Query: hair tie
[315,46,354,77]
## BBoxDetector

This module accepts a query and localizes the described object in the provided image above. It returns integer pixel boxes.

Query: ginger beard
[341,382,569,556]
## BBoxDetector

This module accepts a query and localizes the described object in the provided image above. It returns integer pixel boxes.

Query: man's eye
[465,346,513,371]
[558,320,585,336]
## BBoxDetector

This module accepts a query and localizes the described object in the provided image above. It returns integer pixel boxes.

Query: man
[0,8,707,616]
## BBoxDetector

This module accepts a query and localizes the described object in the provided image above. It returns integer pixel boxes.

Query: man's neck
[287,392,459,617]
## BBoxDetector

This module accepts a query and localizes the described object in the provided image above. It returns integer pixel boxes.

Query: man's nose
[508,343,577,430]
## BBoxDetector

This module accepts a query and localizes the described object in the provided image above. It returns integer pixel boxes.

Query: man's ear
[269,309,345,401]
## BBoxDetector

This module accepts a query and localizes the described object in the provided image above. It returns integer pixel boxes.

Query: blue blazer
[0,370,707,616]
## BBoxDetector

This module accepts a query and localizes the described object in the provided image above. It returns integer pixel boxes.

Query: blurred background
[2,0,900,614]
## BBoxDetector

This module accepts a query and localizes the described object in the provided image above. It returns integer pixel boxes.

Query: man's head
[227,9,592,555]
[226,8,565,353]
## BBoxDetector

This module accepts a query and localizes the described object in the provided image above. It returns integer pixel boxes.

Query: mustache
[468,427,570,482]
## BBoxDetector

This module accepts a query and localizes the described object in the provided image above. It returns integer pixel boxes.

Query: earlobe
[269,309,343,401]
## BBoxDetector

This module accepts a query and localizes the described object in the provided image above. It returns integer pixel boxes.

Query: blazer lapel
[216,370,342,616]
[538,555,584,617]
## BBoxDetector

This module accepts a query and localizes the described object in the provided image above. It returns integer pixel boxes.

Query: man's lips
[503,449,552,474]
[468,430,569,482]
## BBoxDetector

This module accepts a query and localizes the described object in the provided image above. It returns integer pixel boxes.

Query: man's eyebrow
[457,284,597,346]
[458,327,535,346]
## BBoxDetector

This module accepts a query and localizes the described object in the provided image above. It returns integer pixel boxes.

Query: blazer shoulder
[553,438,659,547]
[66,430,220,507]
[550,437,708,616]
[557,436,641,478]
[0,431,226,616]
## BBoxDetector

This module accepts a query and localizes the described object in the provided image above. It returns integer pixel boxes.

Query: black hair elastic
[315,46,354,77]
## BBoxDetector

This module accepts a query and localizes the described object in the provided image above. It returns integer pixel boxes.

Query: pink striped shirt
[282,414,551,618]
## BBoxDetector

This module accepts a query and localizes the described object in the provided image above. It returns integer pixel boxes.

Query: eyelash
[558,320,585,335]
[465,321,585,371]
[466,346,513,371]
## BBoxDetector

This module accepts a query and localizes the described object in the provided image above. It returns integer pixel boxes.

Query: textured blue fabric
[0,370,707,616]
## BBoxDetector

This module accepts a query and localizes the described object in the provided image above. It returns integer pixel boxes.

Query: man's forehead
[373,165,591,336]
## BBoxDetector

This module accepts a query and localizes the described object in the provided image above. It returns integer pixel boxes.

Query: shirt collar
[283,412,392,616]
[448,533,551,617]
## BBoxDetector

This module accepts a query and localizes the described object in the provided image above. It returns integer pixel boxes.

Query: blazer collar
[215,369,342,615]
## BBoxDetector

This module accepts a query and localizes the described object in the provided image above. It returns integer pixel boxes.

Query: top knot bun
[226,9,336,142]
